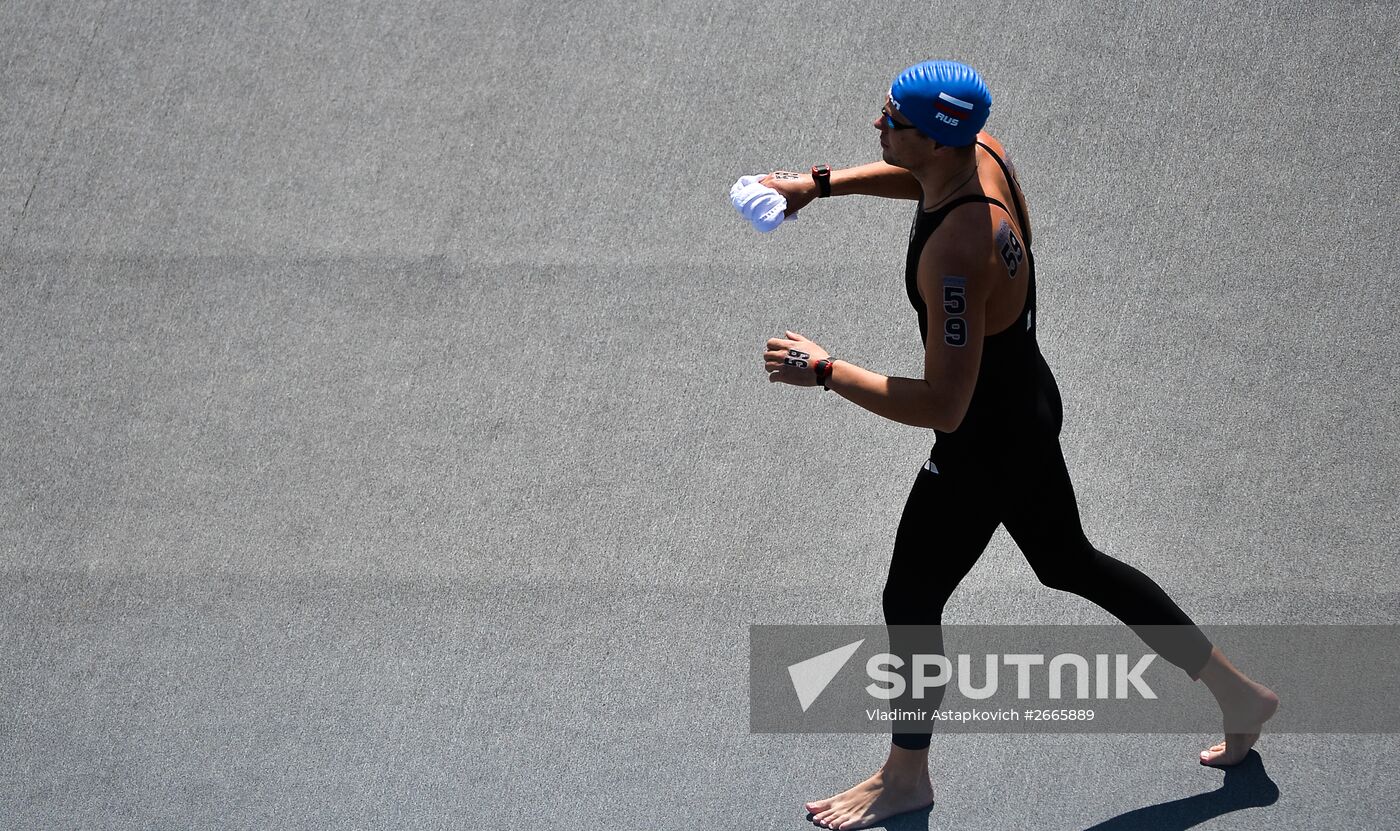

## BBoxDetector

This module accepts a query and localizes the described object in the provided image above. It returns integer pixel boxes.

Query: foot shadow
[804,804,933,831]
[880,804,934,831]
[1083,751,1279,831]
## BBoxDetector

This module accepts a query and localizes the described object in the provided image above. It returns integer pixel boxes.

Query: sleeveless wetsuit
[904,142,1062,469]
[883,142,1213,749]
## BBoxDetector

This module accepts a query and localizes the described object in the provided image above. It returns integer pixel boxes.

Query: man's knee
[1032,564,1082,593]
[1025,536,1101,593]
[882,582,914,622]
[882,581,954,624]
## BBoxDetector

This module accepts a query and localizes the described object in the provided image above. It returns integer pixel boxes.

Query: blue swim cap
[889,60,992,147]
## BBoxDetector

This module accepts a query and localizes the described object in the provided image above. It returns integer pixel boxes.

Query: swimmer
[753,60,1280,830]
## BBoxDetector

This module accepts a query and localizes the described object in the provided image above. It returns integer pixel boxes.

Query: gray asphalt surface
[3,0,1398,828]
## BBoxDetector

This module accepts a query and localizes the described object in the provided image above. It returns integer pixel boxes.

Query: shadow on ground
[799,752,1278,831]
[1083,751,1279,831]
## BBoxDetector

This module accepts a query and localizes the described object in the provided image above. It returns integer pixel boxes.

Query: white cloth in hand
[728,174,796,233]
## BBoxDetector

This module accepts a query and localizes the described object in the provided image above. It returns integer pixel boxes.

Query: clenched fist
[759,171,819,217]
[764,330,830,386]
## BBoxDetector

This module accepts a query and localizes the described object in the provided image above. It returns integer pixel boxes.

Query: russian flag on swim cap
[934,92,976,118]
[889,60,991,147]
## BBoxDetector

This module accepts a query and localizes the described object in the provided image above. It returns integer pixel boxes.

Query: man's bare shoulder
[975,130,1006,154]
[926,199,1008,257]
[975,131,1019,177]
[916,204,1003,298]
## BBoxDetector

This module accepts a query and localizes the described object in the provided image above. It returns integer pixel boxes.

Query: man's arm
[760,162,921,216]
[823,232,992,432]
[828,162,923,200]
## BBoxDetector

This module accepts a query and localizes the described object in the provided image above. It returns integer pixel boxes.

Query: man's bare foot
[1197,647,1281,767]
[804,746,934,830]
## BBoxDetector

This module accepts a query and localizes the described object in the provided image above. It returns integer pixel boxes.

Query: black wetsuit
[885,142,1212,750]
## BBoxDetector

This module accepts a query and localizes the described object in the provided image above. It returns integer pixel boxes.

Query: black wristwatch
[811,164,831,198]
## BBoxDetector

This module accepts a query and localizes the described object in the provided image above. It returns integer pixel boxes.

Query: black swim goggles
[880,106,919,131]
